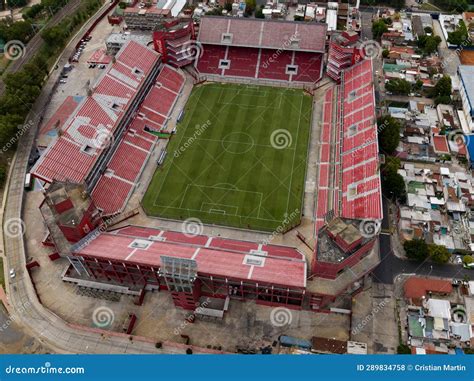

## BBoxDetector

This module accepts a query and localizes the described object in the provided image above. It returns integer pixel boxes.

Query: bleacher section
[196,16,326,84]
[32,41,161,184]
[314,59,382,243]
[91,65,185,214]
[226,47,259,78]
[196,44,226,75]
[258,49,292,81]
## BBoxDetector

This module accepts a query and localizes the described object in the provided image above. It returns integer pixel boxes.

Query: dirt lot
[460,50,474,65]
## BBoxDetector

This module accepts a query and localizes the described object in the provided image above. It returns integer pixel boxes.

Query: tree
[7,0,28,8]
[381,156,407,203]
[414,79,423,91]
[224,0,232,12]
[433,0,468,12]
[447,20,469,46]
[404,239,429,261]
[385,78,411,95]
[397,344,411,354]
[432,75,452,105]
[245,0,256,16]
[417,34,441,55]
[0,166,6,187]
[428,244,451,264]
[378,116,401,154]
[424,26,433,34]
[372,20,388,40]
[255,5,264,19]
[463,255,473,265]
[382,49,389,58]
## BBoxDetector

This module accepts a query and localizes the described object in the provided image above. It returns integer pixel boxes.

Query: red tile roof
[404,276,453,299]
[432,134,450,154]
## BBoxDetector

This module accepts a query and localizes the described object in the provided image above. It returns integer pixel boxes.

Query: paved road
[0,0,82,95]
[360,10,375,41]
[385,94,435,105]
[373,199,473,284]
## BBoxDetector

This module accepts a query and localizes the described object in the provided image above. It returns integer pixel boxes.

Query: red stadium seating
[258,49,292,81]
[91,65,185,215]
[226,47,259,78]
[197,44,226,75]
[197,44,323,84]
[292,52,323,83]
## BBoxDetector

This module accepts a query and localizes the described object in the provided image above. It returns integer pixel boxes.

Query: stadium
[31,15,382,315]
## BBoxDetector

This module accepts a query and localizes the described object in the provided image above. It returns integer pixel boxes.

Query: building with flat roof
[458,65,474,132]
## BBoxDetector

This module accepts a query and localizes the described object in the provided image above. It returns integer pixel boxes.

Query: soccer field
[142,83,313,232]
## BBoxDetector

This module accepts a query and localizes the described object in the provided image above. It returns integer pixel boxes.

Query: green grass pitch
[142,83,313,232]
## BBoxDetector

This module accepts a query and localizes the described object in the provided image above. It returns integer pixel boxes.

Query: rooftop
[72,225,307,289]
[404,277,453,300]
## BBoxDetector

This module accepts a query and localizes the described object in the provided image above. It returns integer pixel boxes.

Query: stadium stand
[68,225,307,308]
[91,64,185,214]
[312,59,382,276]
[31,41,161,185]
[196,16,326,84]
[32,40,185,215]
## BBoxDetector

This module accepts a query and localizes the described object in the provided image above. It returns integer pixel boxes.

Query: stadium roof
[198,16,327,52]
[72,225,307,289]
[32,41,160,184]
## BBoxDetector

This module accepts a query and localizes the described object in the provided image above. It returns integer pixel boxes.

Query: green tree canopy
[378,116,401,154]
[428,244,451,264]
[372,20,388,40]
[386,78,411,95]
[417,34,441,55]
[447,20,469,46]
[404,238,429,261]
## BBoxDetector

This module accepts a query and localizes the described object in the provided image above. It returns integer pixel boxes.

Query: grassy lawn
[142,83,313,232]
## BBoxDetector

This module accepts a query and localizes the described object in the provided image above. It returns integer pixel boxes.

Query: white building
[458,65,474,132]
